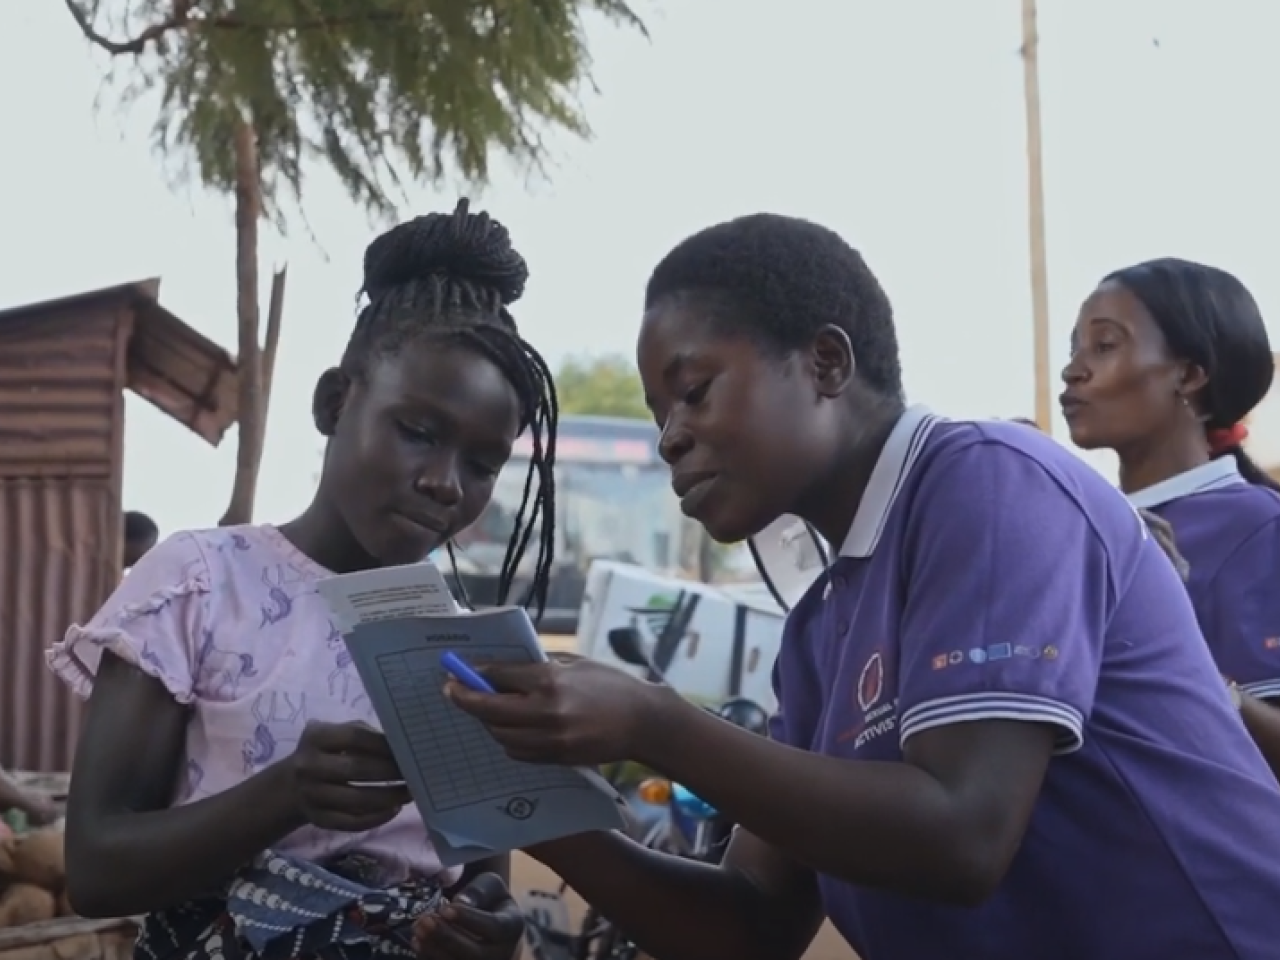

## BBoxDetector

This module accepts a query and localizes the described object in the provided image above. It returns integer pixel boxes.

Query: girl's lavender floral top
[48,523,457,886]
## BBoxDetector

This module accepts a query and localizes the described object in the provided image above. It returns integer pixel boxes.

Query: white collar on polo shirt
[1127,457,1245,510]
[839,404,939,558]
[748,405,939,609]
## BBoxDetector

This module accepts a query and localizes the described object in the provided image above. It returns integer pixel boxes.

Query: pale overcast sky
[4,1,1280,535]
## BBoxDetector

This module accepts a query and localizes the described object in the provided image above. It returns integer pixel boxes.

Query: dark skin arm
[66,654,304,917]
[527,826,823,960]
[1240,695,1280,781]
[645,702,1053,903]
[66,652,409,918]
[452,661,1056,905]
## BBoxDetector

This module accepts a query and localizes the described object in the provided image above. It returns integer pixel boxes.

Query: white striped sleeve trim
[899,692,1084,755]
[1241,679,1280,702]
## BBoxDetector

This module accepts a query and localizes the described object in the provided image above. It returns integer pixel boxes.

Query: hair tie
[1207,422,1249,454]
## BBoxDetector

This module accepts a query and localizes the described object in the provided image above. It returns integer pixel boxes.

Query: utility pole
[1020,0,1052,434]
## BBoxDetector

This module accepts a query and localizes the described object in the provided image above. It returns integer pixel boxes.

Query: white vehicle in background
[574,559,785,711]
[450,414,760,632]
[571,512,829,711]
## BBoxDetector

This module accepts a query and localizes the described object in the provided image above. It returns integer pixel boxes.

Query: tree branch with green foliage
[64,0,646,224]
[62,0,646,524]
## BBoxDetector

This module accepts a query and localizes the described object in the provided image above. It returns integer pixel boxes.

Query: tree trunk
[1020,0,1052,435]
[219,117,264,527]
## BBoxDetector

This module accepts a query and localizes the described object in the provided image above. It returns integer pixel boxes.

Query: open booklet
[315,563,628,867]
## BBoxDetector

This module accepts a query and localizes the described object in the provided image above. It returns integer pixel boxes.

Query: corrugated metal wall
[0,304,126,771]
[0,478,117,770]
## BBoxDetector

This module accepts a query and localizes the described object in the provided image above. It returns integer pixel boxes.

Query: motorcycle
[520,625,770,960]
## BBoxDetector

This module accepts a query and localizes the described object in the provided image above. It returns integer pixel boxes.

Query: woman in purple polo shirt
[452,216,1280,959]
[1060,257,1280,777]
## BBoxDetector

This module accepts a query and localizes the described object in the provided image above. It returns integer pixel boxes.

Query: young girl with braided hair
[49,200,557,960]
[1061,257,1280,777]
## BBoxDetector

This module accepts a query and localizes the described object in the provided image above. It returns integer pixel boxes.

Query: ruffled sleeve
[47,532,211,704]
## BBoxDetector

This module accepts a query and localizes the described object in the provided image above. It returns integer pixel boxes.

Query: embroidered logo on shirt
[932,643,1026,671]
[857,652,885,712]
[1264,637,1280,651]
[838,650,897,750]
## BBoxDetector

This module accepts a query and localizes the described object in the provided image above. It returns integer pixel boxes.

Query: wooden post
[256,265,288,456]
[1020,0,1053,434]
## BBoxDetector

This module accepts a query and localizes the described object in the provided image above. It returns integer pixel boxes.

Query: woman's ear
[313,368,350,437]
[1177,361,1210,406]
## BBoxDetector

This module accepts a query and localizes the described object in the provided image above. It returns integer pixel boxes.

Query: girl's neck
[278,497,381,575]
[1116,431,1210,495]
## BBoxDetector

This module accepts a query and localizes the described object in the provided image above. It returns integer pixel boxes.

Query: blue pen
[441,651,497,694]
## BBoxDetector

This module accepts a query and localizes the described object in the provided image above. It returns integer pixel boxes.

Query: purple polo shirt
[770,407,1280,960]
[1131,457,1280,702]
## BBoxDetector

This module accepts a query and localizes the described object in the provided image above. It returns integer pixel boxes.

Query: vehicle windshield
[454,458,681,574]
[449,416,758,585]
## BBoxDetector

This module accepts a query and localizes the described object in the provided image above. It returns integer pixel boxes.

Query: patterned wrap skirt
[134,850,445,960]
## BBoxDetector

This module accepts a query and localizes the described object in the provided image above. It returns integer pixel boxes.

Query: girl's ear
[313,368,350,437]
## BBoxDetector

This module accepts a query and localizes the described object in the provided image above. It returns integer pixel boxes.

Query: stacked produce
[0,823,73,928]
